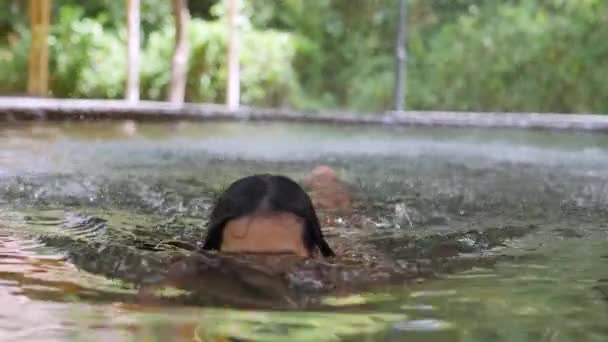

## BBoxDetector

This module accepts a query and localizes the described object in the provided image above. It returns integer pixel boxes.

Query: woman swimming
[140,172,438,308]
[201,174,335,258]
[143,174,341,307]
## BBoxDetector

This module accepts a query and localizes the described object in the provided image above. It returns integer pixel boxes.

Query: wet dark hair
[202,174,335,257]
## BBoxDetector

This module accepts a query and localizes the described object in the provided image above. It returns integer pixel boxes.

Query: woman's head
[202,174,335,258]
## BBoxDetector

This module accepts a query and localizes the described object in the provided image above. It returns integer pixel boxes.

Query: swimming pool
[1,121,607,341]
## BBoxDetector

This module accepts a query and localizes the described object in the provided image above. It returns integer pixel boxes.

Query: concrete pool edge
[2,97,608,132]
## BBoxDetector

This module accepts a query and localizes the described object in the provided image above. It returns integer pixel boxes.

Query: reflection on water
[0,121,607,341]
[0,232,135,341]
[0,232,412,341]
[0,233,421,341]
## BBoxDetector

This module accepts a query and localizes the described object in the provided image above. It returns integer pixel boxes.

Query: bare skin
[221,212,316,258]
[304,165,352,223]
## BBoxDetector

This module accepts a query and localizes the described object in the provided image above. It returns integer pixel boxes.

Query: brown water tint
[0,231,141,341]
[0,232,414,341]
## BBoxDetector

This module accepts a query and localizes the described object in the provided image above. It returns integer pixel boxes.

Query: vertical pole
[27,0,51,96]
[169,0,190,104]
[226,0,240,110]
[393,0,407,111]
[126,0,140,103]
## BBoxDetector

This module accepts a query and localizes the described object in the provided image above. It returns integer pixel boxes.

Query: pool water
[0,121,607,341]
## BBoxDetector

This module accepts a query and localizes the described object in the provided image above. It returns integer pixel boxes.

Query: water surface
[0,121,607,341]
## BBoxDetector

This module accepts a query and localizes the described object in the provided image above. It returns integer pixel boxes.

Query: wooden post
[393,0,407,111]
[168,0,190,104]
[126,0,141,103]
[27,0,51,96]
[226,0,240,110]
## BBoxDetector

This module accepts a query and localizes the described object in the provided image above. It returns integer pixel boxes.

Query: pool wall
[1,97,608,131]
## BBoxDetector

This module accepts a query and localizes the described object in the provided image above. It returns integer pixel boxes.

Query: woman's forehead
[231,211,305,224]
[221,212,310,257]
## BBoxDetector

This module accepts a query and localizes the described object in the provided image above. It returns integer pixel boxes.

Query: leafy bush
[49,5,126,98]
[0,5,127,97]
[1,3,299,106]
[245,0,608,113]
[408,0,608,113]
[0,27,29,93]
[142,17,300,106]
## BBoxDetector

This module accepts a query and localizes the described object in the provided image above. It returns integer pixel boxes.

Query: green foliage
[49,5,126,98]
[141,16,300,106]
[0,26,29,94]
[1,0,608,113]
[1,1,298,106]
[247,0,397,110]
[408,0,608,113]
[0,1,26,39]
[0,1,27,93]
[140,0,299,105]
[245,0,608,113]
[0,4,126,97]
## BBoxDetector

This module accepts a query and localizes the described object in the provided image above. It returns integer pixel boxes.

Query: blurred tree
[393,0,407,111]
[27,0,51,96]
[226,0,240,110]
[168,0,190,104]
[126,0,140,102]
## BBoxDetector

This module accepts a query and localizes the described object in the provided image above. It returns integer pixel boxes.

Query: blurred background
[2,0,607,114]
